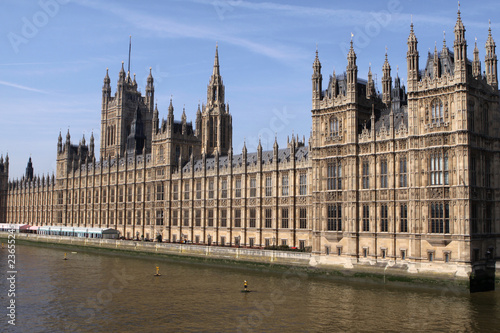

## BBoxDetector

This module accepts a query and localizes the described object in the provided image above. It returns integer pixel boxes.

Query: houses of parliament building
[1,10,499,276]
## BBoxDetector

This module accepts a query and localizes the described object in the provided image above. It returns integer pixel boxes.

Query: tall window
[380,159,388,188]
[156,210,164,226]
[281,208,289,228]
[249,209,256,228]
[327,204,342,231]
[400,204,408,232]
[127,210,132,225]
[172,210,178,226]
[299,174,307,195]
[330,117,339,136]
[127,187,133,202]
[282,174,289,196]
[362,205,370,231]
[221,179,227,198]
[471,203,478,234]
[250,177,256,197]
[380,205,388,232]
[235,178,241,198]
[136,186,142,202]
[430,152,449,185]
[485,204,492,234]
[119,188,124,203]
[299,208,307,229]
[172,183,178,200]
[208,180,214,199]
[264,176,272,197]
[110,189,115,203]
[156,183,164,201]
[208,209,214,227]
[431,99,444,123]
[470,156,476,187]
[234,209,241,228]
[362,160,370,189]
[399,157,407,187]
[485,157,492,188]
[265,209,272,228]
[327,161,342,190]
[196,181,202,199]
[146,186,151,201]
[429,202,450,233]
[220,209,227,227]
[183,209,189,226]
[184,183,190,200]
[195,210,201,227]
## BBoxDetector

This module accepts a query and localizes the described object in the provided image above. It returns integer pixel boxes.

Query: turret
[485,22,498,89]
[433,43,440,79]
[153,104,159,134]
[346,38,357,102]
[66,129,71,149]
[167,98,174,131]
[330,69,337,99]
[366,65,375,99]
[89,132,95,158]
[382,51,392,105]
[25,157,34,181]
[473,37,481,79]
[57,131,63,154]
[118,61,126,85]
[181,107,187,136]
[407,21,419,92]
[195,104,202,138]
[453,5,467,82]
[102,68,111,99]
[146,67,154,111]
[312,48,322,108]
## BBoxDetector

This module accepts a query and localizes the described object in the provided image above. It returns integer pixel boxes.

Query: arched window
[431,99,444,123]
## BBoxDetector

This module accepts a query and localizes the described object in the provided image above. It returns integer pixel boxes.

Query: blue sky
[1,0,498,179]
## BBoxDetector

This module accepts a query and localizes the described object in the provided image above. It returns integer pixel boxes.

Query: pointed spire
[313,46,321,71]
[473,37,481,78]
[168,98,174,115]
[213,43,220,77]
[118,61,126,82]
[485,20,498,88]
[454,1,465,38]
[181,106,187,123]
[348,33,356,62]
[147,67,154,85]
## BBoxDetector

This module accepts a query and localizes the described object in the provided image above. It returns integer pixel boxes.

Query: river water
[1,243,499,332]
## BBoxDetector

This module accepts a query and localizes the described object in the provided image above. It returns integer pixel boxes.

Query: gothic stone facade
[2,12,499,276]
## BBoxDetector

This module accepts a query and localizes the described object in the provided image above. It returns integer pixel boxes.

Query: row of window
[326,203,445,234]
[157,208,308,229]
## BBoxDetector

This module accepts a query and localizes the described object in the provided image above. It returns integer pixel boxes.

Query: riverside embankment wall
[3,232,498,291]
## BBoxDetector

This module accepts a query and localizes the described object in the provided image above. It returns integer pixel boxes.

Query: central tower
[200,45,232,156]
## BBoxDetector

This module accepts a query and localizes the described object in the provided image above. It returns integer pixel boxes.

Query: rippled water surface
[1,244,499,332]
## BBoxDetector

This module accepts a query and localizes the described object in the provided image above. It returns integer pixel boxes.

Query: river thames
[1,243,499,332]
